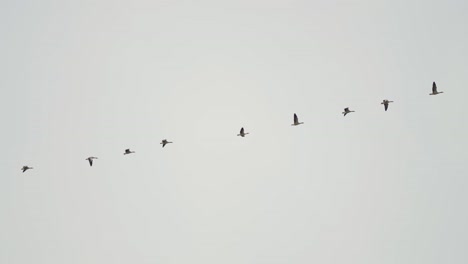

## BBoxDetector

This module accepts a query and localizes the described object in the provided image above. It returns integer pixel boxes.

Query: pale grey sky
[1,0,468,263]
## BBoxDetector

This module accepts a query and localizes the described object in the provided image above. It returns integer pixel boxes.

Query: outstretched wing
[432,82,437,93]
[344,107,349,112]
[88,159,93,166]
[294,113,298,123]
[384,103,388,111]
[240,127,244,134]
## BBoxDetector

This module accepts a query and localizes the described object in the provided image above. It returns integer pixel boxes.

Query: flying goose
[21,166,33,173]
[430,82,444,95]
[237,127,249,137]
[381,100,394,111]
[291,113,304,126]
[160,139,173,148]
[85,157,98,166]
[123,149,135,155]
[342,107,355,116]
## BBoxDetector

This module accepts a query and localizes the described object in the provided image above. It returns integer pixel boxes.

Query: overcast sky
[1,0,468,263]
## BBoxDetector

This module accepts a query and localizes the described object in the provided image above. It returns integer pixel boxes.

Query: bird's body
[21,166,33,173]
[343,107,355,116]
[381,100,394,111]
[85,157,98,166]
[291,113,304,126]
[237,127,249,137]
[430,82,444,95]
[160,139,173,148]
[124,149,135,155]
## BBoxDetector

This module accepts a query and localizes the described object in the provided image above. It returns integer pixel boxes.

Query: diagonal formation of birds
[20,81,444,172]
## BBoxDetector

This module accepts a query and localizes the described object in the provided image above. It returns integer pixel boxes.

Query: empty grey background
[1,0,468,263]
